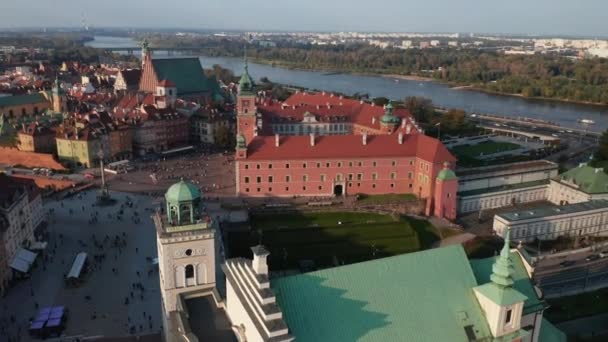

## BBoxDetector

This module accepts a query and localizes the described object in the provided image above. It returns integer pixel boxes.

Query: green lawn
[227,211,439,270]
[545,287,608,323]
[451,140,521,158]
[356,193,418,205]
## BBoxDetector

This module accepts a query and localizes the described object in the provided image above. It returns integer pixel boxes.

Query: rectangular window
[326,162,331,167]
[373,161,377,167]
[268,187,272,192]
[392,161,397,166]
[357,173,362,181]
[348,174,354,181]
[303,163,307,168]
[245,164,249,170]
[409,160,414,166]
[349,162,353,167]
[256,176,262,183]
[372,173,378,180]
[303,175,308,182]
[268,176,273,183]
[244,177,250,184]
[408,172,413,179]
[269,164,273,169]
[338,162,342,167]
[286,163,290,169]
[391,172,397,180]
[286,175,291,182]
[256,164,261,169]
[317,162,321,168]
[505,309,513,324]
[320,174,326,181]
[358,162,363,167]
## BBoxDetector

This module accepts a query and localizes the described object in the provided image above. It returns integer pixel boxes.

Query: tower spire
[489,229,514,288]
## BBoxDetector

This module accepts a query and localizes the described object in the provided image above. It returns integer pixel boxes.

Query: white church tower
[154,179,219,329]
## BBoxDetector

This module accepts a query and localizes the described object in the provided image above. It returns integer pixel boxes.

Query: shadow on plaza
[224,210,442,272]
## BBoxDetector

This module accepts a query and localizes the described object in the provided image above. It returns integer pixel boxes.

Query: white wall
[459,185,549,213]
[459,169,555,193]
[226,280,266,342]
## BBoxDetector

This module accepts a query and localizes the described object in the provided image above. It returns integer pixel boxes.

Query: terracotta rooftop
[245,133,456,163]
[0,147,66,171]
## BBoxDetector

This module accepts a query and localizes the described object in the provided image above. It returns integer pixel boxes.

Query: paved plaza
[106,152,236,198]
[0,190,162,341]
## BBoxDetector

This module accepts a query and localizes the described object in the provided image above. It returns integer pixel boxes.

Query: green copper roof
[238,60,254,94]
[271,245,493,342]
[0,93,47,108]
[165,179,201,203]
[380,102,400,125]
[151,58,221,96]
[557,164,608,194]
[437,168,458,181]
[470,250,545,315]
[236,134,246,149]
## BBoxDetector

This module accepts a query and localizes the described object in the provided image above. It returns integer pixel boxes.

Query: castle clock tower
[236,57,257,145]
[154,179,218,318]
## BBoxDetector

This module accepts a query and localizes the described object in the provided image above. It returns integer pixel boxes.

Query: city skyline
[0,0,607,37]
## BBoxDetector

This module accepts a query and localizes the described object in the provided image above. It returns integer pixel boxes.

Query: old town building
[234,62,457,220]
[114,68,141,94]
[0,93,51,118]
[17,122,56,153]
[138,39,222,101]
[221,234,565,342]
[0,174,45,295]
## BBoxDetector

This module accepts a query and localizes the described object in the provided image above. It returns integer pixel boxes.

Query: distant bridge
[99,46,211,55]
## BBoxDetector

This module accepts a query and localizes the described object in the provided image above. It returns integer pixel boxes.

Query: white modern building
[493,200,608,243]
[457,160,558,214]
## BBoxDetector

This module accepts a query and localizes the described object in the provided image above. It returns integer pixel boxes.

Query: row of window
[244,182,408,193]
[244,160,417,170]
[272,123,349,134]
[244,172,413,184]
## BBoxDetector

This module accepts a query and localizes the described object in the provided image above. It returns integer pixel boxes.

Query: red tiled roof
[245,133,456,163]
[0,147,66,171]
[157,79,176,87]
[260,92,414,132]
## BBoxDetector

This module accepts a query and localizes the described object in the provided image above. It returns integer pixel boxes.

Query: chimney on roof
[310,133,315,147]
[401,118,406,128]
[360,99,364,104]
[330,93,334,98]
[316,105,320,110]
[371,102,375,107]
[398,132,404,144]
[322,91,326,96]
[362,132,368,145]
[275,133,280,147]
[251,245,269,275]
[406,124,411,135]
[372,117,376,125]
[339,95,343,99]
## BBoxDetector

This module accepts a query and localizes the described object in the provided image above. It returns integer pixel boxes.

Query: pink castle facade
[234,65,458,220]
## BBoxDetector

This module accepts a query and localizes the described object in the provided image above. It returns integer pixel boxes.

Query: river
[86,36,607,132]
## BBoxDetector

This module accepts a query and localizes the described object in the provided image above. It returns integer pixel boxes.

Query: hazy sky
[0,0,606,36]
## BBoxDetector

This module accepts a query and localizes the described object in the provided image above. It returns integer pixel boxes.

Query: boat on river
[578,119,595,125]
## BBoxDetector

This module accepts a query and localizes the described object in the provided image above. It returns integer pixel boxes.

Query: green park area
[226,211,440,271]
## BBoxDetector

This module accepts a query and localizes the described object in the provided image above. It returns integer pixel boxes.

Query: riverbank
[454,85,608,108]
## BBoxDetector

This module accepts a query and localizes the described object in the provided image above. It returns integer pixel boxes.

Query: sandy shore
[384,74,435,82]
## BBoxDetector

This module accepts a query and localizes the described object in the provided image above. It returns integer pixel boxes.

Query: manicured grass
[545,287,608,323]
[356,193,418,205]
[451,140,521,158]
[226,211,439,270]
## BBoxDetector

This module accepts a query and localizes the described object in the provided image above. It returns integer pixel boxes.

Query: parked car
[586,254,600,262]
[599,250,608,258]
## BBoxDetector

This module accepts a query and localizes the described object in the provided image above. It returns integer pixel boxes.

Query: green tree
[214,126,234,148]
[404,96,434,123]
[595,129,608,162]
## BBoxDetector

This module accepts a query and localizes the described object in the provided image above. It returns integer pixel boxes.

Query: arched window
[185,264,194,279]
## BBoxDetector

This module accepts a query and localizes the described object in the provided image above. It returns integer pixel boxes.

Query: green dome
[236,134,246,148]
[165,179,201,203]
[437,168,457,181]
[238,62,254,93]
[380,102,400,125]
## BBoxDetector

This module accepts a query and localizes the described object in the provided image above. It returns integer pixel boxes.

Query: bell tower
[237,52,257,145]
[51,77,66,113]
[154,179,219,318]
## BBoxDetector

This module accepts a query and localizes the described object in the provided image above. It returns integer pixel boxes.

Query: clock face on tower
[173,248,206,258]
